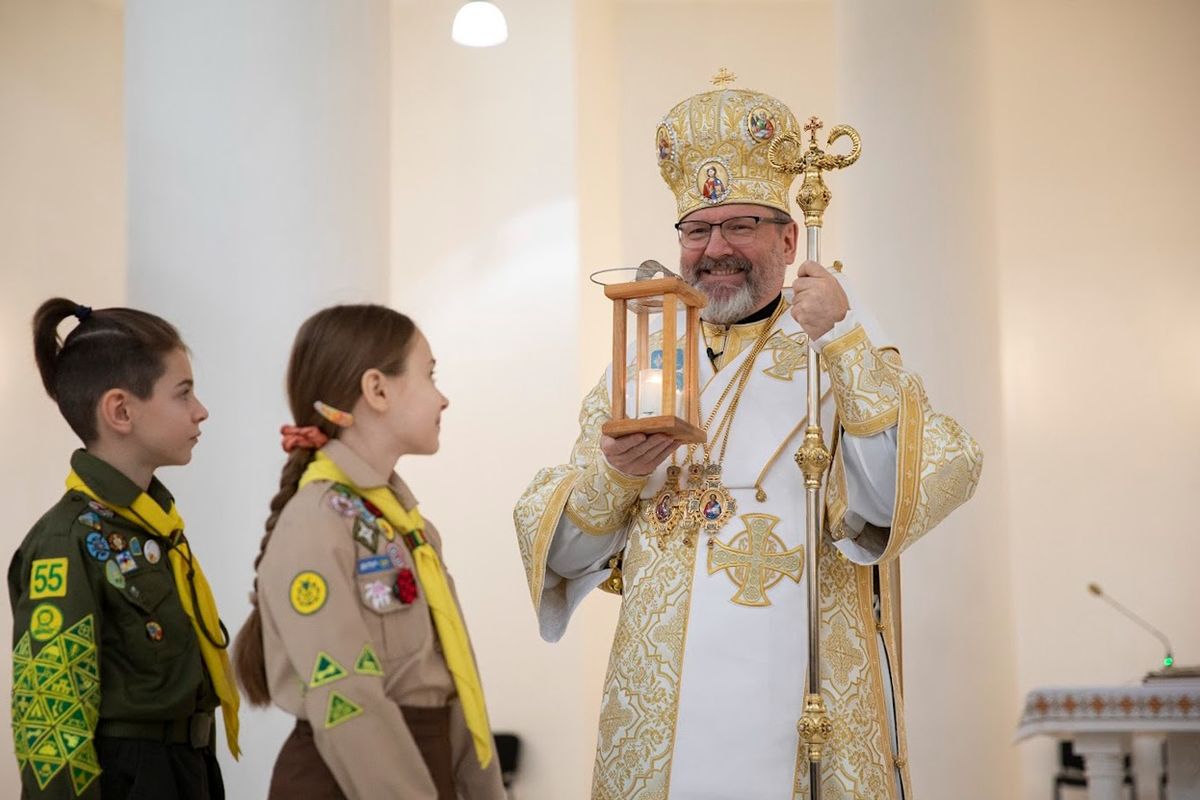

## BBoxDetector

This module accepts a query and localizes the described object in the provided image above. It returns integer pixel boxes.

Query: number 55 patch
[30,558,68,599]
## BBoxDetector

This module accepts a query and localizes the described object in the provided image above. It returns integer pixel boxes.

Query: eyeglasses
[674,215,790,250]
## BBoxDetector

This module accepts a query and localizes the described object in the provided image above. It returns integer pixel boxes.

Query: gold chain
[685,298,788,467]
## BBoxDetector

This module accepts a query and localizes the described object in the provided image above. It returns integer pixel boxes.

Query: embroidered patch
[324,691,363,729]
[29,558,68,599]
[329,494,358,518]
[87,501,113,518]
[104,560,125,589]
[289,571,328,615]
[361,580,393,611]
[143,540,162,564]
[356,555,391,575]
[145,621,164,642]
[11,614,100,794]
[354,644,384,676]
[76,512,101,530]
[115,551,138,575]
[29,604,63,641]
[309,651,348,688]
[106,532,126,552]
[385,542,408,569]
[352,519,378,552]
[128,538,142,557]
[376,518,396,542]
[84,532,109,562]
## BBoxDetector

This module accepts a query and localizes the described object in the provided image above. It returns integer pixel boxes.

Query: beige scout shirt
[258,440,504,799]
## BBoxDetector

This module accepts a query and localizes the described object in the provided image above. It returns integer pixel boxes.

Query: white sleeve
[834,426,898,563]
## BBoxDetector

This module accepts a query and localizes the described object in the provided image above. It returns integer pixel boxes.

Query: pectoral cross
[707,514,803,606]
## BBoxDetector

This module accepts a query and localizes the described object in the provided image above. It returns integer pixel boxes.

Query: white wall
[0,0,125,792]
[388,2,596,797]
[985,1,1200,796]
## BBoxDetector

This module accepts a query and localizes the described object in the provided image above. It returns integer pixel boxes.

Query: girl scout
[233,304,504,800]
[9,298,239,799]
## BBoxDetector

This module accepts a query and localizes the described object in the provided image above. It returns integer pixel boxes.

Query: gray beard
[686,255,765,324]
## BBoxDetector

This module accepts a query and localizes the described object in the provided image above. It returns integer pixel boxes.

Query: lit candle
[638,368,663,417]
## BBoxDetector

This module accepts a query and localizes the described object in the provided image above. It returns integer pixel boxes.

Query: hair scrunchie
[280,425,329,453]
[73,304,92,322]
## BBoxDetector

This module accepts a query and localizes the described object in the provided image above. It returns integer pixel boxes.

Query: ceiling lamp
[452,2,508,48]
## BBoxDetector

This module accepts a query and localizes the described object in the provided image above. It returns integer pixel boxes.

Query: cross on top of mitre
[710,67,737,87]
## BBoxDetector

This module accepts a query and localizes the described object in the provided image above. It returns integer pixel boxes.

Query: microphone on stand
[1087,583,1175,669]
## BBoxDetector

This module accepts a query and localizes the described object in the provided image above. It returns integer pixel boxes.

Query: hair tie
[280,424,329,453]
[73,304,92,322]
[313,401,354,428]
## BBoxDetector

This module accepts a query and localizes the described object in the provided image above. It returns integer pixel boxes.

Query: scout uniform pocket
[354,549,428,660]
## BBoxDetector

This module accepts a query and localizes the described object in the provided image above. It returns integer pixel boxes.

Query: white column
[1076,733,1130,800]
[833,0,1018,796]
[125,1,391,794]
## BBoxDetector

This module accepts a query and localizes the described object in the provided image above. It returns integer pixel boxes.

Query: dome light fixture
[452,2,508,48]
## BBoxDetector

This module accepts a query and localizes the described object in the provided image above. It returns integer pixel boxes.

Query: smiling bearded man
[514,74,983,800]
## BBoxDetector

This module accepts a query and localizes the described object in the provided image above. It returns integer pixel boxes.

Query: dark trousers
[269,706,455,800]
[95,736,224,800]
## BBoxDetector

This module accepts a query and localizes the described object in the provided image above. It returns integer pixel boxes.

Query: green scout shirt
[8,450,218,798]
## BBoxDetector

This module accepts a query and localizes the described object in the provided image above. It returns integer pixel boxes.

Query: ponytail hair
[233,304,417,706]
[32,298,185,443]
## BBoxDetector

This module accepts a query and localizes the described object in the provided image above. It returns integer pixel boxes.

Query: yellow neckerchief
[299,451,493,768]
[64,471,241,759]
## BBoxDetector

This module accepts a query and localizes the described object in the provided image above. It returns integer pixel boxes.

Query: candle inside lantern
[637,368,663,417]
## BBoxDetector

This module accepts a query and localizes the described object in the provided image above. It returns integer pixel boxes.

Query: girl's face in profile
[380,331,448,457]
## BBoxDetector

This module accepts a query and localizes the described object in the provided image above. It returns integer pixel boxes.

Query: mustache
[690,255,754,277]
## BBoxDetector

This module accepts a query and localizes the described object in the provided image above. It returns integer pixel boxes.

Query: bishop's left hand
[790,259,849,341]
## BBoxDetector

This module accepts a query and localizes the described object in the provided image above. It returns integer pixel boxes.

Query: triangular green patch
[324,691,363,729]
[33,662,64,687]
[29,752,66,790]
[69,756,100,795]
[58,704,90,735]
[60,633,92,665]
[14,631,32,664]
[70,740,99,771]
[83,703,99,730]
[70,669,98,701]
[12,689,36,722]
[308,651,348,688]
[21,722,50,753]
[63,615,95,644]
[42,671,76,700]
[70,651,98,681]
[55,728,90,759]
[30,730,65,760]
[33,641,66,669]
[354,644,384,676]
[14,664,35,693]
[43,695,75,723]
[23,697,52,726]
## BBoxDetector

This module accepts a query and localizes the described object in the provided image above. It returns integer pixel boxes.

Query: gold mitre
[655,69,801,220]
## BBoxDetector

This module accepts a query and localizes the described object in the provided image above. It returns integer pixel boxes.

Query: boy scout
[10,298,237,799]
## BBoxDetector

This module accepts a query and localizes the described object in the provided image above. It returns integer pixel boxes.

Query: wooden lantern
[601,276,706,444]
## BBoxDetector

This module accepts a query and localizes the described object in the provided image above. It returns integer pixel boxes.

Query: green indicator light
[1164,656,1174,667]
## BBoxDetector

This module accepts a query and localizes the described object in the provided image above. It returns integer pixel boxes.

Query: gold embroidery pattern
[592,513,697,799]
[792,546,893,798]
[513,466,578,615]
[565,457,646,535]
[822,324,901,437]
[513,374,612,613]
[707,513,803,606]
[880,370,983,562]
[762,330,810,381]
